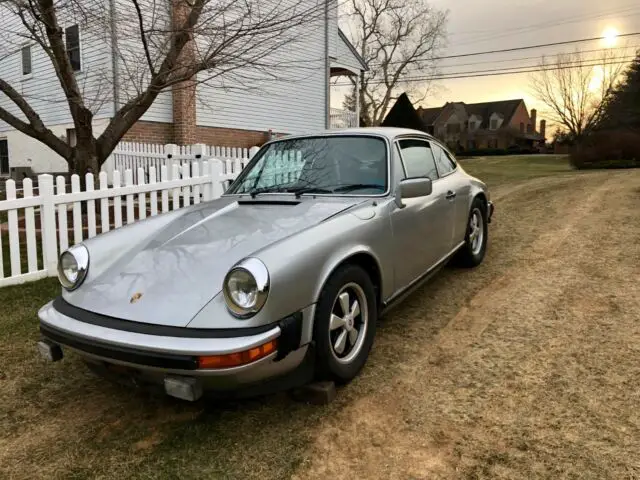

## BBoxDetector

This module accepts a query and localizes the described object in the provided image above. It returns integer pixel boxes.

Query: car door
[389,137,455,289]
[431,142,470,246]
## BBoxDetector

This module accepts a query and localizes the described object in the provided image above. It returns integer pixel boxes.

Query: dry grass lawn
[1,155,639,479]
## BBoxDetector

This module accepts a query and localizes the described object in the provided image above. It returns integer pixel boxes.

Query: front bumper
[37,299,314,400]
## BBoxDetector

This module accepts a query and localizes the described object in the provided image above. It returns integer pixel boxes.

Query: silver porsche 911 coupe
[37,127,494,401]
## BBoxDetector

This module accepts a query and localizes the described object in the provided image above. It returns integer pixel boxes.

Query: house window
[526,123,533,133]
[490,119,498,130]
[0,140,9,175]
[469,121,477,131]
[520,122,525,133]
[65,25,81,71]
[21,45,32,75]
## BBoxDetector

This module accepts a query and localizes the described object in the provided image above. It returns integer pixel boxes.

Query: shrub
[570,130,640,169]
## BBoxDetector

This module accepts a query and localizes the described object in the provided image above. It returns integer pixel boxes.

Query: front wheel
[455,198,488,268]
[313,264,377,384]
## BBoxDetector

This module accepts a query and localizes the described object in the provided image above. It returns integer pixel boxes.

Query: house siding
[0,1,115,133]
[195,0,327,134]
[328,0,338,58]
[507,101,532,131]
[334,33,363,72]
[112,0,173,124]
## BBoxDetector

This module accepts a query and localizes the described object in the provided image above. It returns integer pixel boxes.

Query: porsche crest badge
[130,292,143,304]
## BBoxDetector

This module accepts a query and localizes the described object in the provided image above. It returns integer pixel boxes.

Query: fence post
[102,152,115,186]
[192,143,206,178]
[164,144,178,180]
[39,174,59,276]
[210,160,224,199]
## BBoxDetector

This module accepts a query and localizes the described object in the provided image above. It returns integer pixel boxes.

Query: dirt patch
[293,170,640,479]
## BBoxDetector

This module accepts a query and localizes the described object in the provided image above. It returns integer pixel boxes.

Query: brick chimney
[530,108,537,134]
[540,119,546,139]
[171,0,197,145]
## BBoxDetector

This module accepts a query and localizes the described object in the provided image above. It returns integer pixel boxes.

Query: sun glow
[589,65,604,92]
[602,27,619,48]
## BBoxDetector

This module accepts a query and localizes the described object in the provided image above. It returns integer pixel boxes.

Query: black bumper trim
[52,296,278,338]
[40,323,199,370]
[275,312,303,361]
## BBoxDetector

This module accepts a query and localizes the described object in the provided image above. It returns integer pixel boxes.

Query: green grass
[459,154,573,185]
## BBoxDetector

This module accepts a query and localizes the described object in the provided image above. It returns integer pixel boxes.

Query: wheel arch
[470,189,489,214]
[314,248,384,311]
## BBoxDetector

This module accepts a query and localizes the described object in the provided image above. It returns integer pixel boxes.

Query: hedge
[570,130,640,170]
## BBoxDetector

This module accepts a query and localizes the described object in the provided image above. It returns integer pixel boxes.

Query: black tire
[313,264,377,384]
[455,197,488,268]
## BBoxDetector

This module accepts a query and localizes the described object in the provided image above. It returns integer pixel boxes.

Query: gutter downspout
[324,0,330,129]
[108,0,120,114]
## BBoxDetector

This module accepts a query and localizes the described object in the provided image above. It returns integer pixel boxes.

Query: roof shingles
[419,99,524,129]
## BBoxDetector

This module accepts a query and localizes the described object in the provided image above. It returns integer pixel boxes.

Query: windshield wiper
[290,187,334,198]
[332,183,385,193]
[247,186,287,198]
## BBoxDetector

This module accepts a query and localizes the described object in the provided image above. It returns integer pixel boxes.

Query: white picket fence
[329,108,358,129]
[0,159,241,288]
[104,142,257,185]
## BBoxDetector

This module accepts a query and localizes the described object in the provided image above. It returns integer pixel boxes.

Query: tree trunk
[69,138,100,217]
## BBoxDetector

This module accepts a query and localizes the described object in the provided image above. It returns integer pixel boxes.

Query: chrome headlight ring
[57,244,90,291]
[222,257,270,318]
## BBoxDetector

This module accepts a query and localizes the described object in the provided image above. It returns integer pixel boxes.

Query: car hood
[64,196,367,326]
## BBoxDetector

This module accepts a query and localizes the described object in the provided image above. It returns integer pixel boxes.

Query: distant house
[0,2,367,176]
[383,93,546,152]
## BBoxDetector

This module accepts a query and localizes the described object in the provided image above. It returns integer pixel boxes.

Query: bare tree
[340,0,447,126]
[0,0,328,174]
[529,49,628,141]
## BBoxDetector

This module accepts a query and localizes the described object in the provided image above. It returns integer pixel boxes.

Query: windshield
[226,135,388,196]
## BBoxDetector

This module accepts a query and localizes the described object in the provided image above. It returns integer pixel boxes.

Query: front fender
[221,202,394,332]
[63,207,189,300]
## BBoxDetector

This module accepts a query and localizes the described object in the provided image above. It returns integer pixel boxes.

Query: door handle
[446,190,457,200]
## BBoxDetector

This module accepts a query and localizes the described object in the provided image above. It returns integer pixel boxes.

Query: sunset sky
[337,0,640,126]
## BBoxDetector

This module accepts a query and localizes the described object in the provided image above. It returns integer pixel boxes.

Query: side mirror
[395,177,432,208]
[396,177,433,208]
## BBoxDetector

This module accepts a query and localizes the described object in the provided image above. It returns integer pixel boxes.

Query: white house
[0,1,367,176]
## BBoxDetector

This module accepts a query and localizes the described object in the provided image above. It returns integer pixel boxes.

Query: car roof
[269,127,437,142]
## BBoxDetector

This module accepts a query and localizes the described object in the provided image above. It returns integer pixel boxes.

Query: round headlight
[223,258,269,318]
[57,245,89,290]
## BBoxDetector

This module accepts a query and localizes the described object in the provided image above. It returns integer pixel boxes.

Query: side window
[393,143,406,184]
[398,139,438,181]
[431,143,456,176]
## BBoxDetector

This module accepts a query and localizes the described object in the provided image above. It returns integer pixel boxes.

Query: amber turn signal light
[197,339,277,369]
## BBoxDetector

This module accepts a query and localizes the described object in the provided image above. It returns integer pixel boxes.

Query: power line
[334,58,635,86]
[363,36,640,70]
[431,55,638,77]
[440,33,640,60]
[436,45,640,69]
[377,32,640,64]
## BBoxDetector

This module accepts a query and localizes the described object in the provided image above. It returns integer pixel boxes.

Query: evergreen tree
[600,51,640,130]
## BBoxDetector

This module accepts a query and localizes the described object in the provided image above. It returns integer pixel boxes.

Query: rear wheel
[455,197,488,268]
[313,264,377,383]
